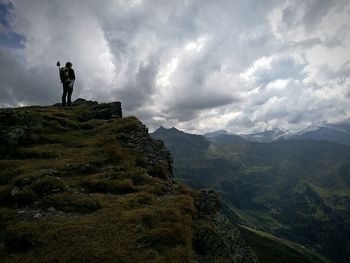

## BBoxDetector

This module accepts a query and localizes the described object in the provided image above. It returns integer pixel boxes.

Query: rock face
[194,189,258,263]
[71,98,98,106]
[0,109,34,158]
[72,98,122,120]
[117,122,174,181]
[195,189,221,217]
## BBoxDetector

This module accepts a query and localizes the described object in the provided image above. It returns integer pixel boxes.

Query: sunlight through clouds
[0,0,349,133]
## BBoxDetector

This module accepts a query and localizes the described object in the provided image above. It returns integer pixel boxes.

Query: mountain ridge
[0,100,258,262]
[199,120,350,146]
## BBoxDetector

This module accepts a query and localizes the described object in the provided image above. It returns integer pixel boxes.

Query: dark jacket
[60,67,75,83]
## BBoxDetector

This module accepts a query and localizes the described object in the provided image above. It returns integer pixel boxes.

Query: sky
[0,0,350,134]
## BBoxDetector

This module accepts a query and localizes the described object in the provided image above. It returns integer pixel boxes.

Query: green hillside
[238,226,329,263]
[151,127,350,263]
[0,102,257,262]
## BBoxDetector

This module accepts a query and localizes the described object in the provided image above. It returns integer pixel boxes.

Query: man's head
[65,62,72,68]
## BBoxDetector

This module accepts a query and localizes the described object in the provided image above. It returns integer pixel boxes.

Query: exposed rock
[72,98,98,106]
[92,102,122,119]
[40,169,59,177]
[117,121,173,181]
[195,189,221,217]
[53,98,98,107]
[194,189,258,263]
[0,109,18,125]
[77,100,122,121]
[63,163,98,176]
[0,110,39,158]
[33,213,41,219]
[47,207,56,213]
[4,128,31,149]
[9,186,37,205]
[31,176,67,196]
[11,187,20,196]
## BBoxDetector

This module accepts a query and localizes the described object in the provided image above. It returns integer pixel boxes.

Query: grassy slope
[239,226,329,263]
[0,106,198,262]
[209,143,350,262]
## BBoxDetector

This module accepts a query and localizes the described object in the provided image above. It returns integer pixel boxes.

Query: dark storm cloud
[280,0,342,30]
[0,1,24,49]
[175,94,238,111]
[0,1,12,28]
[0,48,61,106]
[255,56,307,87]
[116,58,159,111]
[0,0,349,133]
[0,31,24,49]
[97,0,252,115]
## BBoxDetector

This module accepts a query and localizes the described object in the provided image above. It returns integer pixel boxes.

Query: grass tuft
[4,224,42,252]
[43,193,102,213]
[147,164,170,180]
[81,178,135,194]
[31,176,67,196]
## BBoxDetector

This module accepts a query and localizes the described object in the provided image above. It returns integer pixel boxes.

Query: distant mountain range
[151,125,350,263]
[203,120,350,146]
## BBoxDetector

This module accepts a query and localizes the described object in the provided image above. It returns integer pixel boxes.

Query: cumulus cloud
[0,48,60,106]
[0,0,349,133]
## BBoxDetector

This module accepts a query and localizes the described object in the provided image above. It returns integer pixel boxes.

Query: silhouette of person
[59,62,75,107]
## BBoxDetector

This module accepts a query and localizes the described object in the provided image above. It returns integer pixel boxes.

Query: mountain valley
[152,126,350,263]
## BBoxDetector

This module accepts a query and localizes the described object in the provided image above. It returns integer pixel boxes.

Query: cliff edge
[0,99,257,262]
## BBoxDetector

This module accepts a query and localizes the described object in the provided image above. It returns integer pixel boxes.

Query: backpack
[60,67,70,82]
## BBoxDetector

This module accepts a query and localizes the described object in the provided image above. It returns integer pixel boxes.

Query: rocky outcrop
[116,120,174,182]
[72,98,122,120]
[194,189,258,263]
[0,109,35,158]
[194,189,221,217]
[53,98,122,120]
[71,98,98,107]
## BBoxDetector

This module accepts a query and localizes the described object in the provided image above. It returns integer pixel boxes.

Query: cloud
[116,57,160,111]
[0,0,349,133]
[0,48,61,106]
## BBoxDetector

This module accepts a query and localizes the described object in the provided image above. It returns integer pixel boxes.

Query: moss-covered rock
[31,176,68,196]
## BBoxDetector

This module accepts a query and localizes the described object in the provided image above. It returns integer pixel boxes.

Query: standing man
[59,61,75,107]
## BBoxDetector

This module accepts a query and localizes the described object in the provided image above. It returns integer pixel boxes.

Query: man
[59,62,75,107]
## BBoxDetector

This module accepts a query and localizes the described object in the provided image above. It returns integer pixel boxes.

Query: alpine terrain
[151,126,350,263]
[0,99,259,262]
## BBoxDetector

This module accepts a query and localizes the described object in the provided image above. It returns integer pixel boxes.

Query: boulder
[72,98,98,106]
[76,100,123,121]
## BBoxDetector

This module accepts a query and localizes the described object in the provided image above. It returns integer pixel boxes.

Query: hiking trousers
[62,82,73,107]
